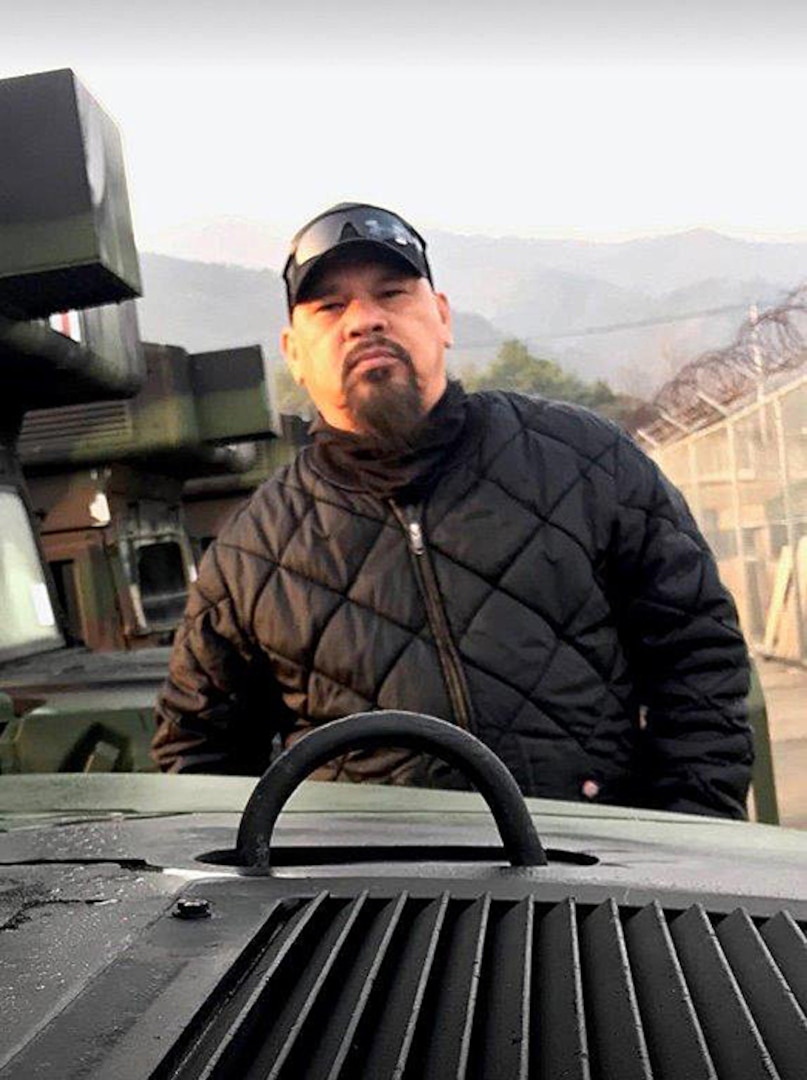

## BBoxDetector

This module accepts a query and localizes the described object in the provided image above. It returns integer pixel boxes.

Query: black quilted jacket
[153,392,753,818]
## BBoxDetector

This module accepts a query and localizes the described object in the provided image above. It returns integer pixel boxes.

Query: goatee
[344,338,425,452]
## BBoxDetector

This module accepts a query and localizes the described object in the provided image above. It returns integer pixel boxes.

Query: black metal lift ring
[237,710,548,869]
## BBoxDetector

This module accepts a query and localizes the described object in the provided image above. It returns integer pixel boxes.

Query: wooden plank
[777,599,799,661]
[763,545,793,654]
[793,536,807,661]
[796,536,807,609]
[774,537,807,661]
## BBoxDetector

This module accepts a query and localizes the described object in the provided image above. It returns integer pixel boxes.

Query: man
[153,202,753,818]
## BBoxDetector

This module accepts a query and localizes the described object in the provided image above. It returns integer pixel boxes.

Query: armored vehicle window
[136,540,188,629]
[0,489,64,661]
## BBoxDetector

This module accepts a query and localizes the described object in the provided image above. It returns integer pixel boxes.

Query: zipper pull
[408,520,425,555]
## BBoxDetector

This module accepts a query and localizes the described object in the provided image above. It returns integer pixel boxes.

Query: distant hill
[427,227,807,309]
[136,253,504,382]
[137,254,287,358]
[139,223,807,395]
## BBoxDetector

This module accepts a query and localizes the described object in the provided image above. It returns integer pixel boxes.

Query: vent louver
[19,400,133,459]
[163,892,807,1080]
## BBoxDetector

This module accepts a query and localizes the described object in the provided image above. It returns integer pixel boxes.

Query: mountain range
[136,220,807,400]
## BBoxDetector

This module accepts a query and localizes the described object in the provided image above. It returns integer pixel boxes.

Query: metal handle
[237,711,548,869]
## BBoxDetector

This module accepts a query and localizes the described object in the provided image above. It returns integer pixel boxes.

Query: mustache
[343,335,413,379]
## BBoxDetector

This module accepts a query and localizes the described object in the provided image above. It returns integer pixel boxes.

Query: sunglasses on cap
[283,204,433,310]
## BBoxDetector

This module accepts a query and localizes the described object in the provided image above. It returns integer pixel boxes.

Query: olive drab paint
[0,69,292,774]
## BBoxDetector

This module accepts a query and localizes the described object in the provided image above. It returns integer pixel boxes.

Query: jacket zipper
[390,500,474,731]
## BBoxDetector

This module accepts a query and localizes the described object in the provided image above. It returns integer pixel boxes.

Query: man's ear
[435,291,453,349]
[281,326,304,385]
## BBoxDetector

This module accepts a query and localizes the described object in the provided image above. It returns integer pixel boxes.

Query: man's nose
[343,296,388,337]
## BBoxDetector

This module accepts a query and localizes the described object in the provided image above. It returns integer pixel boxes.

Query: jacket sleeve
[152,541,291,774]
[610,432,754,819]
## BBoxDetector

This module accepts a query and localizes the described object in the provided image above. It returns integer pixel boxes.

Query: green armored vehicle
[0,68,299,774]
[20,339,279,650]
[0,67,167,772]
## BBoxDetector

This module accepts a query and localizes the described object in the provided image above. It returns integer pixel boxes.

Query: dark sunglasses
[283,205,432,309]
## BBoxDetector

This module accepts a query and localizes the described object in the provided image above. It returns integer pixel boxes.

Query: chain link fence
[651,372,807,662]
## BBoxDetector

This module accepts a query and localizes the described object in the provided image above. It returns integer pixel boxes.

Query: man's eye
[381,287,406,299]
[316,301,343,313]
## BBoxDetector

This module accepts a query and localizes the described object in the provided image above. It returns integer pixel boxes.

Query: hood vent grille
[164,892,807,1080]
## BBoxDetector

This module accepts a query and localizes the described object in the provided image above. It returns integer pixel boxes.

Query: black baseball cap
[283,202,433,311]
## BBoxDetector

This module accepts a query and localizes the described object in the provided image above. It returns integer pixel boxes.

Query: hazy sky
[5,1,807,247]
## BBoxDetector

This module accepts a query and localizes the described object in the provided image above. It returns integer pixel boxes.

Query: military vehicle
[2,66,804,1080]
[183,411,311,556]
[0,67,169,772]
[1,710,806,1079]
[6,331,295,768]
[0,69,290,773]
[20,339,279,651]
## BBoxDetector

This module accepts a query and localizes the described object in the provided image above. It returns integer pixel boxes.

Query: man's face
[281,254,452,435]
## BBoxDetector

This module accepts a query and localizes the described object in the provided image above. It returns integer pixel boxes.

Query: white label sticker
[89,492,111,526]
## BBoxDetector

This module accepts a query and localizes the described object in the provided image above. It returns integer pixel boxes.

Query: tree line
[275,338,642,426]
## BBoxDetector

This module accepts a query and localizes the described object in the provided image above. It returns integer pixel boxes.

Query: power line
[453,302,755,351]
